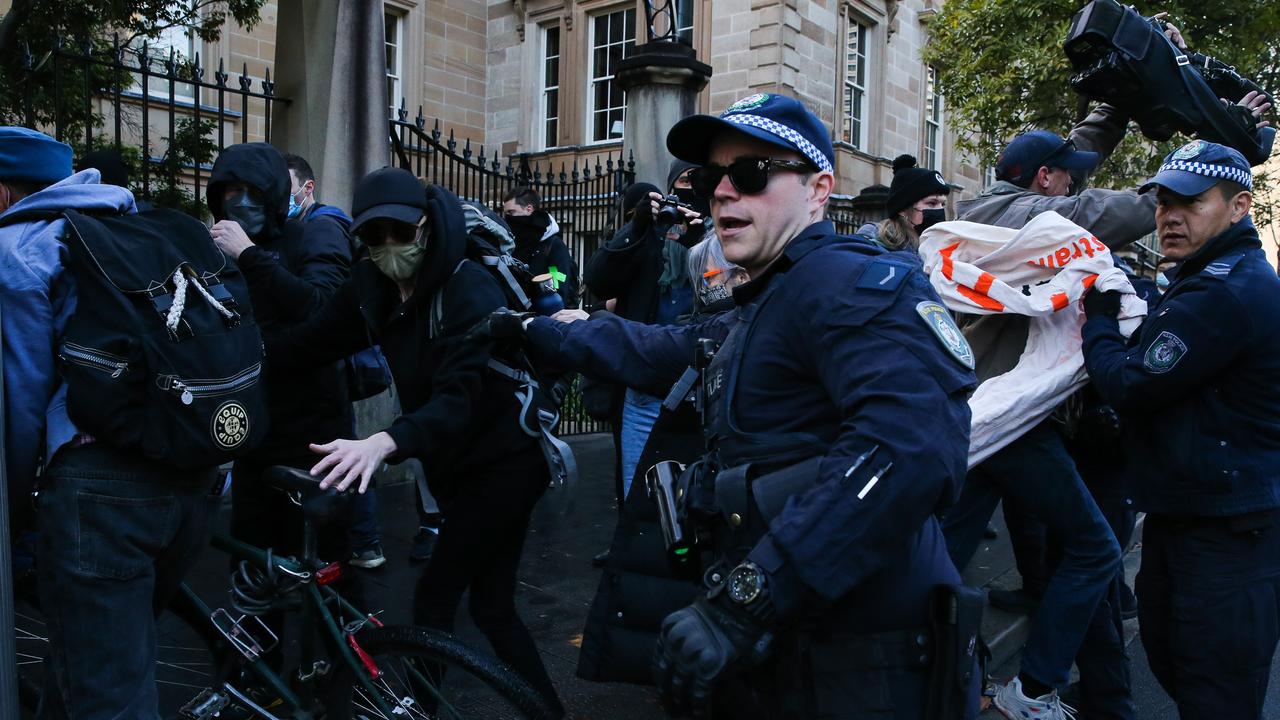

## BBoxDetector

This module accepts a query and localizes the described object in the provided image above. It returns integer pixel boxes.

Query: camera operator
[1083,140,1280,720]
[584,161,708,506]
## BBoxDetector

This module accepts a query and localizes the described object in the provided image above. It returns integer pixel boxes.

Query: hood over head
[206,142,291,237]
[3,168,136,217]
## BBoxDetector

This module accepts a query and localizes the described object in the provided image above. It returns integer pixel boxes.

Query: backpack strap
[427,260,468,339]
[480,254,534,310]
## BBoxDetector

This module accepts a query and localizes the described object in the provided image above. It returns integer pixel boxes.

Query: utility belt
[647,456,985,718]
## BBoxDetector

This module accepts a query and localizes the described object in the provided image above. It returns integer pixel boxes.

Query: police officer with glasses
[1082,140,1280,720]
[508,93,982,719]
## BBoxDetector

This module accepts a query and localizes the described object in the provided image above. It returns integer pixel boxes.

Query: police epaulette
[855,259,910,292]
[1201,252,1246,281]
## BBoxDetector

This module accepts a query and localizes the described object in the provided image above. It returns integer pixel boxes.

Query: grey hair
[687,229,743,286]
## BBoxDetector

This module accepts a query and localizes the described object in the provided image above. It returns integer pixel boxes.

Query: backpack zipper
[61,343,129,378]
[157,364,261,405]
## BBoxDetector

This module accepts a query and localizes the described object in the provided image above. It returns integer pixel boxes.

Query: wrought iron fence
[8,35,287,215]
[390,110,634,434]
[829,193,887,236]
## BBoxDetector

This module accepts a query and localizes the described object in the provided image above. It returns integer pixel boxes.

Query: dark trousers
[1138,513,1280,720]
[413,459,562,712]
[942,421,1123,690]
[36,444,218,720]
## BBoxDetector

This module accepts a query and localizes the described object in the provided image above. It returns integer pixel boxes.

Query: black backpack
[3,208,268,468]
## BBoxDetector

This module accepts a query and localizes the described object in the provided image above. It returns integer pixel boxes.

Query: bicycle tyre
[327,624,556,720]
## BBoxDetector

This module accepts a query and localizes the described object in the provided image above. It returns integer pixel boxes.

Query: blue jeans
[1139,512,1280,720]
[620,389,662,499]
[941,420,1122,689]
[36,444,218,720]
[347,487,381,551]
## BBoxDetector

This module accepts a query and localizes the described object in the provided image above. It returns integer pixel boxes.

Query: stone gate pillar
[616,41,712,190]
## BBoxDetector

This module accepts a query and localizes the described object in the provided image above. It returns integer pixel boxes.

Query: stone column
[616,42,712,190]
[273,0,388,212]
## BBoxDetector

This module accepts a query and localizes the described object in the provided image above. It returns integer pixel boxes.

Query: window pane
[595,14,608,39]
[610,11,623,39]
[546,27,559,56]
[624,9,636,43]
[546,89,558,117]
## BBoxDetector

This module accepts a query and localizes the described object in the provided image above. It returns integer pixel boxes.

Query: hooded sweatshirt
[207,143,354,462]
[0,170,135,511]
[265,184,545,497]
[507,209,580,309]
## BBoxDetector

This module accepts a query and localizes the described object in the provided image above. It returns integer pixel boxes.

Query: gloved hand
[653,593,774,718]
[1083,289,1122,319]
[466,309,534,342]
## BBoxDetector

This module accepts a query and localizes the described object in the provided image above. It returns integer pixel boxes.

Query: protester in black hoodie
[501,185,580,309]
[207,142,354,564]
[263,167,564,716]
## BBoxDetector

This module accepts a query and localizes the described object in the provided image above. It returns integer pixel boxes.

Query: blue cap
[0,127,73,184]
[995,130,1099,186]
[1139,140,1253,196]
[667,93,834,173]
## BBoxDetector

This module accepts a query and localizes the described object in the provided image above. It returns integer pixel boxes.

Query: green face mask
[369,241,426,281]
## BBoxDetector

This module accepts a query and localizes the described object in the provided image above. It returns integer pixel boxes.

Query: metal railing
[9,34,288,214]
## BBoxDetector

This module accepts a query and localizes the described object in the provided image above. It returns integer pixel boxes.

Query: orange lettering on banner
[975,272,996,295]
[940,242,960,280]
[1055,247,1072,266]
[1051,292,1069,311]
[958,283,1006,311]
[1082,274,1098,290]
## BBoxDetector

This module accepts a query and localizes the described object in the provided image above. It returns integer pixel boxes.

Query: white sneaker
[993,677,1077,720]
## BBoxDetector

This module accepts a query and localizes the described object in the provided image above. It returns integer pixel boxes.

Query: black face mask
[913,208,946,235]
[504,213,547,246]
[224,191,267,237]
[673,187,712,221]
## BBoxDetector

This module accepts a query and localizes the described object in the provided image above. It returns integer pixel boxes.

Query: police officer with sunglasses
[507,93,982,719]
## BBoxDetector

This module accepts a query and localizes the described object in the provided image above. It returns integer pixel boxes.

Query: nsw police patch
[1143,331,1187,374]
[916,301,974,369]
[1172,140,1207,160]
[726,93,770,113]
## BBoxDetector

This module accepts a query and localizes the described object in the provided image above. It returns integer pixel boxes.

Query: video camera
[1064,0,1275,165]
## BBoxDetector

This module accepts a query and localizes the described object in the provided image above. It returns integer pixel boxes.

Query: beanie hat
[667,160,697,193]
[622,182,660,214]
[0,127,73,184]
[885,154,950,217]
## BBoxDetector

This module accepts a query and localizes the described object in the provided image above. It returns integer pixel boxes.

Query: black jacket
[508,210,580,309]
[266,185,544,497]
[583,219,666,323]
[207,143,353,463]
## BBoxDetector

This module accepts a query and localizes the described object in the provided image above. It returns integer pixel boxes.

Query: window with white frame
[924,66,943,169]
[130,0,197,101]
[540,25,561,149]
[385,10,404,118]
[841,15,869,149]
[588,7,636,143]
[675,0,694,45]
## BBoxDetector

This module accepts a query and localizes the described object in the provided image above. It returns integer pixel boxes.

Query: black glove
[653,594,774,718]
[631,192,655,238]
[1083,289,1122,319]
[466,309,534,342]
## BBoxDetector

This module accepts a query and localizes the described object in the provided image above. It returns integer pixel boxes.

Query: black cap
[885,155,950,217]
[351,167,428,232]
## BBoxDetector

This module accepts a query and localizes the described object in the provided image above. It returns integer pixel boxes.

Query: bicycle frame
[169,526,398,719]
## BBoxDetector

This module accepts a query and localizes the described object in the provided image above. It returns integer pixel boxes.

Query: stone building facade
[208,0,986,201]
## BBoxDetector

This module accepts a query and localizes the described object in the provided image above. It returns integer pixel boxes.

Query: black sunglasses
[688,157,815,198]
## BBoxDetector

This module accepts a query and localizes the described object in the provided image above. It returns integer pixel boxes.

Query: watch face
[727,564,763,605]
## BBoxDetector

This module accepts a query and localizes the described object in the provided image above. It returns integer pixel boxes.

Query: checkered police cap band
[724,113,834,173]
[1159,160,1253,190]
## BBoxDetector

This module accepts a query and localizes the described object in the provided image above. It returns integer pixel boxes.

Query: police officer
[513,94,980,719]
[1082,140,1280,720]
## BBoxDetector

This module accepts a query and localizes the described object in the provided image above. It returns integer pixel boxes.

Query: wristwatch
[726,561,768,606]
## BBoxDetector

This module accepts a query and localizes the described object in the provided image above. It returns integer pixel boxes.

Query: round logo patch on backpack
[212,400,250,450]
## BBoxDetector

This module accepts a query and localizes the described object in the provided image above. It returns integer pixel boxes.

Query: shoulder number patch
[856,261,909,292]
[916,301,974,369]
[1143,331,1187,374]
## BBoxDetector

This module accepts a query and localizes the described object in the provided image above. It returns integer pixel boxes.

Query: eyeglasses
[688,157,815,198]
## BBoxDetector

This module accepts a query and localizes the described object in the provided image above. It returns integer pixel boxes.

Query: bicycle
[16,466,556,719]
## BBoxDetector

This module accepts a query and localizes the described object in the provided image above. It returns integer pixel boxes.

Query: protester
[207,144,356,582]
[1083,140,1280,720]
[878,154,950,251]
[0,127,218,718]
[263,166,564,716]
[508,92,979,719]
[502,185,581,309]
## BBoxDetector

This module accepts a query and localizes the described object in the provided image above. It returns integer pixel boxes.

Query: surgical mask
[224,191,266,237]
[913,208,946,235]
[369,240,427,281]
[287,188,306,219]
